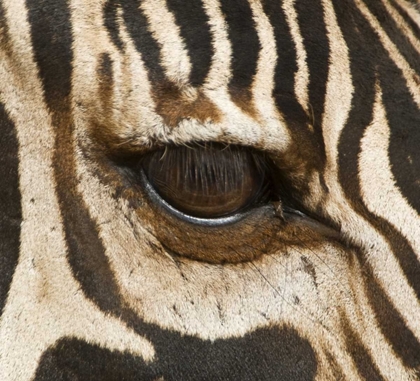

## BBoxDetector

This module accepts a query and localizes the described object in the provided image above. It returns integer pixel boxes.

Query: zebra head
[0,0,419,379]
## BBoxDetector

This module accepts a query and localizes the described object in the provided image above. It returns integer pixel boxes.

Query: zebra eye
[140,144,270,219]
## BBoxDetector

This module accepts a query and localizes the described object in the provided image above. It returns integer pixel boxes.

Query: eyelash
[139,143,274,221]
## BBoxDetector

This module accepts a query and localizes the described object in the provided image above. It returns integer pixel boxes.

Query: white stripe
[201,0,232,90]
[282,0,309,112]
[342,255,414,380]
[248,0,291,148]
[249,0,277,108]
[357,0,420,108]
[321,0,353,178]
[359,83,420,340]
[303,0,353,209]
[140,0,192,84]
[383,0,420,55]
[394,0,420,28]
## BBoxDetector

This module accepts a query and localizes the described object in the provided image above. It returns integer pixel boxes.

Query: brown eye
[141,144,270,219]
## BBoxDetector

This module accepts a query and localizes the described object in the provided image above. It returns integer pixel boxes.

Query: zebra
[0,0,419,379]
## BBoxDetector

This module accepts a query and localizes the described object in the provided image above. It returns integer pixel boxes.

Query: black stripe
[295,0,328,163]
[219,0,260,105]
[34,327,317,381]
[364,0,420,77]
[406,0,420,10]
[103,0,125,52]
[26,0,125,314]
[379,54,420,217]
[363,259,420,370]
[120,0,166,84]
[389,0,420,42]
[0,100,21,316]
[324,351,345,380]
[334,0,377,208]
[26,0,73,110]
[260,0,326,202]
[58,175,123,313]
[34,337,156,380]
[378,42,420,304]
[374,215,420,306]
[340,313,386,381]
[165,0,213,87]
[333,0,420,370]
[260,0,308,128]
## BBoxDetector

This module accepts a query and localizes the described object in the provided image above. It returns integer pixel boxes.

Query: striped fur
[0,0,420,379]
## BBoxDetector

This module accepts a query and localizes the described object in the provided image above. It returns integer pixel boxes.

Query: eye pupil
[141,144,269,218]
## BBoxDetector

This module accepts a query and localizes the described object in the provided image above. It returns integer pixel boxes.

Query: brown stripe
[153,82,221,128]
[97,52,114,121]
[104,0,221,128]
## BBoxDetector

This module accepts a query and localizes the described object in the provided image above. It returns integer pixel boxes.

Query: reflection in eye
[141,144,271,219]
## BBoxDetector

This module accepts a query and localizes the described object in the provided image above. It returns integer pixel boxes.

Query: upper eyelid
[139,143,272,220]
[139,167,250,227]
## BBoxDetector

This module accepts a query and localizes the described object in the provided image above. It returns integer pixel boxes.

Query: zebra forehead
[70,13,292,151]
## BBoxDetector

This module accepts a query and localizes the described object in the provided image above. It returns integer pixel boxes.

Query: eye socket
[107,142,338,263]
[140,143,271,219]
